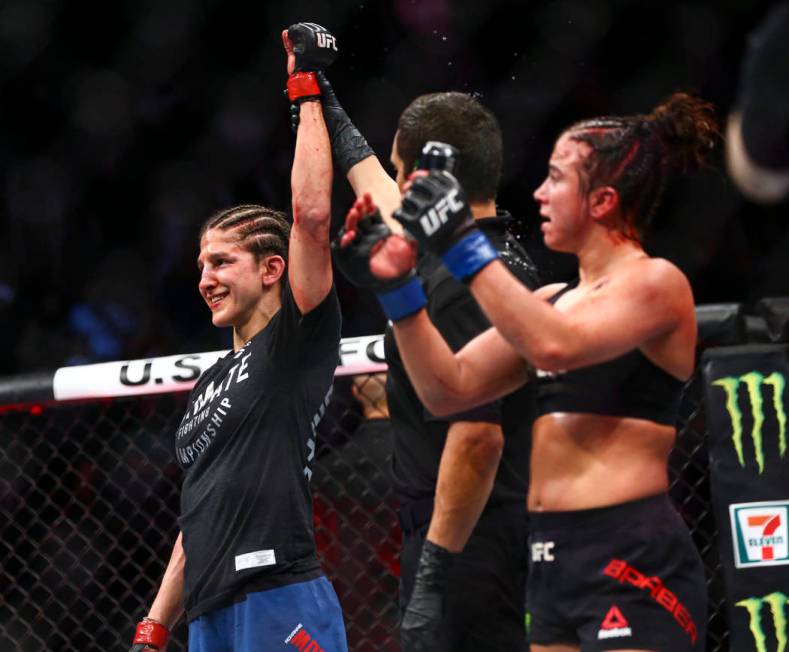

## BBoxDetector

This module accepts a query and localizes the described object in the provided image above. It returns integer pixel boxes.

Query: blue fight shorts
[188,576,348,652]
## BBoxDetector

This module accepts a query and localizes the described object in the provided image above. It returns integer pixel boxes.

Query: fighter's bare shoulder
[534,282,570,301]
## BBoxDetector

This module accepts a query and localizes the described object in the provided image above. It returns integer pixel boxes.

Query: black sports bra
[533,280,684,426]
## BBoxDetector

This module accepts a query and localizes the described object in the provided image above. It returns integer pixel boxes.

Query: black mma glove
[288,22,338,72]
[394,170,498,282]
[400,539,457,652]
[331,209,426,321]
[285,23,338,107]
[129,618,169,651]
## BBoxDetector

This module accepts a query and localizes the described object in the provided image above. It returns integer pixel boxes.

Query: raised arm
[395,170,695,374]
[393,313,527,415]
[289,98,333,313]
[316,72,403,230]
[283,25,335,314]
[347,157,402,228]
[467,256,694,372]
[332,193,528,415]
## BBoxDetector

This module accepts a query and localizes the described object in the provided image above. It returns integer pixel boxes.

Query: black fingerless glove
[331,209,426,321]
[400,540,457,652]
[287,22,338,72]
[285,23,339,127]
[394,170,498,282]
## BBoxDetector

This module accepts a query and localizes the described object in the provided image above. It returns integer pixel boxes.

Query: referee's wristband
[441,230,498,282]
[376,276,427,322]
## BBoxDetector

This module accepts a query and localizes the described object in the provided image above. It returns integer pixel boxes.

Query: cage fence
[0,346,727,651]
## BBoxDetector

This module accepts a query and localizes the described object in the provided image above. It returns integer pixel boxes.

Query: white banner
[337,333,387,376]
[52,335,386,401]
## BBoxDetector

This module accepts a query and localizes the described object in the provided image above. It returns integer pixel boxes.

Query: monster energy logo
[736,592,788,652]
[712,371,787,474]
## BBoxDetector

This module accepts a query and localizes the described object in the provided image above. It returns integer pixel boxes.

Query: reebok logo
[284,623,326,651]
[597,605,632,640]
[603,558,698,644]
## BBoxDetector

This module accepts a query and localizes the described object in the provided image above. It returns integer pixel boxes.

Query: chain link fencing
[0,361,727,651]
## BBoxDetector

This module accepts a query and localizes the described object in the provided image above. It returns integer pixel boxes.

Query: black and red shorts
[527,493,707,651]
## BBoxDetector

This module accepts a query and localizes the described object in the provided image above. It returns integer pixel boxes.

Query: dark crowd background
[0,0,784,375]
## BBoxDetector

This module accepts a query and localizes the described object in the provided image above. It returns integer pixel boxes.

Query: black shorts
[527,493,707,651]
[400,501,529,652]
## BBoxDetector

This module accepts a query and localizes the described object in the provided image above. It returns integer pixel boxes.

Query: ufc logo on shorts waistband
[532,541,555,562]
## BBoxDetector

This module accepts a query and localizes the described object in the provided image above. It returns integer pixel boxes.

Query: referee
[319,79,539,650]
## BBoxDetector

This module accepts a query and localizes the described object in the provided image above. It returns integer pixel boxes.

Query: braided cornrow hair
[567,92,718,240]
[199,204,292,262]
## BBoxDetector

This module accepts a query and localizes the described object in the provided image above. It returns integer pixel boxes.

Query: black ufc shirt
[175,282,341,621]
[385,212,539,507]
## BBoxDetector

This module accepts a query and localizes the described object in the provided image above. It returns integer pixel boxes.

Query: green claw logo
[712,371,787,474]
[736,592,789,652]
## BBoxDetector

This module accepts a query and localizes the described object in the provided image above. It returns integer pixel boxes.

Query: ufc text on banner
[702,344,789,652]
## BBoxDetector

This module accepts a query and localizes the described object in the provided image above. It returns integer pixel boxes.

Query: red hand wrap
[287,71,321,102]
[133,619,170,650]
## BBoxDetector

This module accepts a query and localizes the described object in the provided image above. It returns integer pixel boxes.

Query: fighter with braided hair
[334,92,717,651]
[128,23,347,652]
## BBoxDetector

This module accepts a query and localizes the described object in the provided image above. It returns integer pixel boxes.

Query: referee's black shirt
[384,211,539,509]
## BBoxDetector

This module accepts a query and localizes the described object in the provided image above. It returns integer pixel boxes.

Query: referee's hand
[400,540,456,651]
[332,193,416,291]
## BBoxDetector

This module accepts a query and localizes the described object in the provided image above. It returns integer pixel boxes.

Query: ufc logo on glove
[316,32,337,50]
[419,188,464,236]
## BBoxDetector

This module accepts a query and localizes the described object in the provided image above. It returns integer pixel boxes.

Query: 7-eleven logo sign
[597,605,632,640]
[730,501,789,568]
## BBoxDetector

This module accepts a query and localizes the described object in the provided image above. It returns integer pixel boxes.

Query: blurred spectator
[314,372,393,522]
[727,2,789,203]
[352,372,389,421]
[64,249,175,365]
